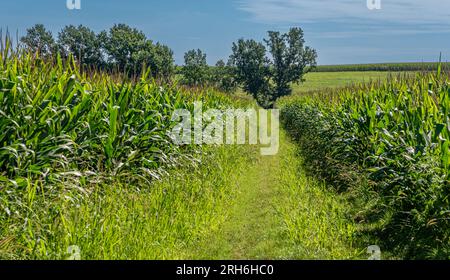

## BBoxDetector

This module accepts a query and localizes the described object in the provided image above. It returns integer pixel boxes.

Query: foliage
[280,72,450,259]
[230,27,317,108]
[100,23,148,74]
[0,43,250,259]
[313,62,450,72]
[210,60,238,93]
[57,25,104,68]
[19,23,174,79]
[265,28,317,99]
[100,24,174,79]
[20,24,56,57]
[0,53,181,188]
[229,39,270,105]
[148,43,175,82]
[181,49,209,86]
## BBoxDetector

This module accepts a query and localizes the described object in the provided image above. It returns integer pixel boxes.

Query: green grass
[234,71,401,97]
[0,144,257,259]
[313,62,449,72]
[0,45,256,259]
[292,71,406,94]
[275,132,361,259]
[188,131,360,260]
[4,38,443,260]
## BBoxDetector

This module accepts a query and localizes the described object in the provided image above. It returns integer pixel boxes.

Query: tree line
[19,24,317,108]
[20,24,174,81]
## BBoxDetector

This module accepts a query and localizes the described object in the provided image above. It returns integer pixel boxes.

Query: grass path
[189,130,362,260]
[192,135,289,259]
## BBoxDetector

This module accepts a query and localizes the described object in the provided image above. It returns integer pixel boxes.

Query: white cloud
[237,0,450,28]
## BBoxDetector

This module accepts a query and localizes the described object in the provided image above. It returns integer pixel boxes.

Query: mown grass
[275,131,361,259]
[234,71,404,97]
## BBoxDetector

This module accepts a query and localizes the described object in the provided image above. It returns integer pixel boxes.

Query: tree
[100,24,147,73]
[20,24,56,57]
[99,24,174,79]
[57,25,103,68]
[229,39,270,105]
[181,49,208,86]
[265,28,317,98]
[134,42,175,81]
[149,43,174,81]
[229,27,317,108]
[212,59,238,93]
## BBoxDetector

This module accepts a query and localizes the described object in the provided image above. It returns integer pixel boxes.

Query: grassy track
[189,131,360,260]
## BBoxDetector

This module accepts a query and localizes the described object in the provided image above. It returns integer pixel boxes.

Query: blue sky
[1,0,449,65]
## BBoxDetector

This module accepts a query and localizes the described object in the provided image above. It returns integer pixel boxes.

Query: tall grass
[280,72,450,259]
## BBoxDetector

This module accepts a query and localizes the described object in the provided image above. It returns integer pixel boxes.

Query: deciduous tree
[20,24,56,57]
[182,49,208,86]
[58,25,103,68]
[229,27,317,108]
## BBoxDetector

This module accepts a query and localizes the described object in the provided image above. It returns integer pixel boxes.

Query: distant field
[235,71,403,97]
[313,62,448,72]
[292,71,407,94]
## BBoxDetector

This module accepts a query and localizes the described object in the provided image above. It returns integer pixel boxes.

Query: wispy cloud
[237,0,450,35]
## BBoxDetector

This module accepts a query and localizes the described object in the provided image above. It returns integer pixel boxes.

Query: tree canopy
[19,24,317,98]
[20,24,56,57]
[58,25,103,67]
[229,27,317,108]
[20,23,175,79]
[181,49,209,86]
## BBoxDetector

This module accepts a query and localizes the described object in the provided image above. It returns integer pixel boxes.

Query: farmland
[313,62,450,73]
[280,71,450,259]
[292,71,405,94]
[0,44,256,259]
[1,23,449,261]
[235,72,401,97]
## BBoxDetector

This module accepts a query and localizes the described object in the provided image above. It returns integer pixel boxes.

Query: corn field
[0,39,248,259]
[2,32,449,260]
[280,70,450,259]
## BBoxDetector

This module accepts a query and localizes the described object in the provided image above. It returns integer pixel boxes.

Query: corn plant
[280,71,450,259]
[0,37,252,259]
